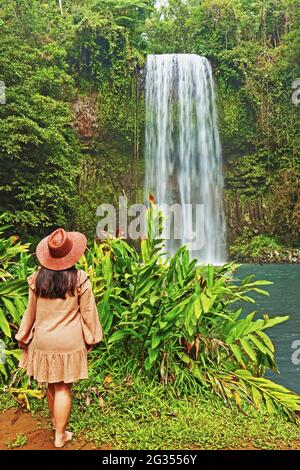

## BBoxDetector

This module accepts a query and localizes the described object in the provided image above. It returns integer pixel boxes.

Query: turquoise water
[237,264,300,394]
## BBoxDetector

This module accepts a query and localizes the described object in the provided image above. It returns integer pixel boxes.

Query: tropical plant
[1,199,299,418]
[77,198,300,420]
[0,216,32,382]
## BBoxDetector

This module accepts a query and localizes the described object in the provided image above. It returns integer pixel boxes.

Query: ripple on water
[238,264,300,394]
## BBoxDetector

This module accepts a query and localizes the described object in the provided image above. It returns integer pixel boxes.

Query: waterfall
[144,54,226,265]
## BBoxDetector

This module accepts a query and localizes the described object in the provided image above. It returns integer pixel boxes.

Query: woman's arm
[15,284,37,347]
[79,278,103,347]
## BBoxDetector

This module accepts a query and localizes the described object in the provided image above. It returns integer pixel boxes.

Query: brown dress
[15,270,103,384]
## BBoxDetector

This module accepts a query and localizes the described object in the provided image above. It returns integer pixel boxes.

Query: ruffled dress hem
[19,347,88,384]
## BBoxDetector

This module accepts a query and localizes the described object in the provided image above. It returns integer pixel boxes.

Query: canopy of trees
[0,0,299,247]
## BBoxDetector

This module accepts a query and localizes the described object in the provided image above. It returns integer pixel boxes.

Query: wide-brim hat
[36,228,87,271]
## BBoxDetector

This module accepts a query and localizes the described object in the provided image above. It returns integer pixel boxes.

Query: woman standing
[15,228,103,448]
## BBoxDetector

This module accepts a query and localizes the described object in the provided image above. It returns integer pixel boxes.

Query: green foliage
[0,216,33,382]
[0,2,81,237]
[75,142,144,239]
[0,204,299,418]
[66,376,300,450]
[268,170,300,246]
[1,0,299,244]
[230,230,283,260]
[76,201,300,420]
[7,386,44,410]
[0,0,299,419]
[0,0,149,238]
[6,432,27,449]
[2,379,300,449]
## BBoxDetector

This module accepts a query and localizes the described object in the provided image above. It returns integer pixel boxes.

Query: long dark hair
[35,266,78,299]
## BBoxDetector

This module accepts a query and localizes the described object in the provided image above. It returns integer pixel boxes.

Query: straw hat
[36,228,87,271]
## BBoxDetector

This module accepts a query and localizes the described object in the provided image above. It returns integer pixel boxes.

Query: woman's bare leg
[46,383,55,429]
[53,381,73,446]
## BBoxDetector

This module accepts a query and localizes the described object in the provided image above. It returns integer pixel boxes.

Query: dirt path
[0,408,111,450]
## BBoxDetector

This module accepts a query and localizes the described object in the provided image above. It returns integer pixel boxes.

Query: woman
[15,228,103,448]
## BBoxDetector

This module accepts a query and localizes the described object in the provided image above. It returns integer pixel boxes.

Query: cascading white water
[144,54,226,265]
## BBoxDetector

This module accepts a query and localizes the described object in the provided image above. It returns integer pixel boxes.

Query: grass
[6,433,27,449]
[2,374,297,450]
[0,392,19,411]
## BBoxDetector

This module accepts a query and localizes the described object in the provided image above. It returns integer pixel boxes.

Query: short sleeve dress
[15,269,103,384]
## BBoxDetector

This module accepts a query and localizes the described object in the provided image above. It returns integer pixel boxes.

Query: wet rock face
[71,94,99,140]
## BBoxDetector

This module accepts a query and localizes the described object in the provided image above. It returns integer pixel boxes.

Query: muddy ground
[0,408,110,450]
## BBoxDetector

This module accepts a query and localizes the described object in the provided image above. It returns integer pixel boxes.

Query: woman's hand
[18,341,27,350]
[86,344,93,353]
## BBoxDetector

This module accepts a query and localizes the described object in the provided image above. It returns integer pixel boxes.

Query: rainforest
[0,0,300,452]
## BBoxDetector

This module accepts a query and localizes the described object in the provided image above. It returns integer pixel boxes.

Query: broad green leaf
[239,338,256,362]
[177,352,192,364]
[230,344,243,364]
[193,296,202,319]
[261,316,289,330]
[107,329,129,344]
[0,307,11,338]
[244,280,273,286]
[251,386,263,409]
[0,279,27,295]
[256,330,275,353]
[151,335,161,349]
[234,391,242,407]
[248,333,268,355]
[141,239,149,262]
[2,297,19,323]
[0,363,7,380]
[200,293,211,313]
[163,307,180,322]
[265,396,276,414]
[148,347,159,365]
